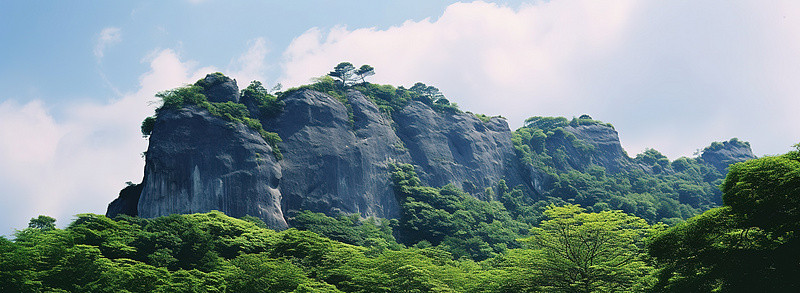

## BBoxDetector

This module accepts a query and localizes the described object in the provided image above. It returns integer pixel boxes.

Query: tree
[521,205,658,292]
[328,62,356,88]
[141,116,156,138]
[270,82,282,94]
[649,146,800,292]
[28,215,56,230]
[409,82,444,101]
[355,64,375,83]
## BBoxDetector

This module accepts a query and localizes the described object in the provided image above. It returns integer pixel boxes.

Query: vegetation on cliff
[141,74,283,159]
[3,146,798,292]
[512,116,727,225]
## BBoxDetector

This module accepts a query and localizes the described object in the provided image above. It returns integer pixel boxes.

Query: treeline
[513,116,726,225]
[0,209,657,292]
[3,146,798,292]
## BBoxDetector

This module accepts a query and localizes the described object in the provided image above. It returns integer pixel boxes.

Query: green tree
[141,116,156,138]
[649,146,800,292]
[328,62,356,88]
[28,215,56,230]
[409,82,444,104]
[521,205,658,292]
[355,64,375,83]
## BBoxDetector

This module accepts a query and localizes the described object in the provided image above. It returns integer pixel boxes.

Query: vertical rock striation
[133,106,287,228]
[269,90,410,218]
[107,75,758,230]
[393,101,530,198]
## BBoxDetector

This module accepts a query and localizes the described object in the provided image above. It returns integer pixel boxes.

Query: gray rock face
[108,83,754,230]
[106,183,142,218]
[199,73,240,103]
[135,106,286,229]
[701,139,756,173]
[109,89,537,227]
[562,124,632,173]
[393,101,530,198]
[270,90,410,218]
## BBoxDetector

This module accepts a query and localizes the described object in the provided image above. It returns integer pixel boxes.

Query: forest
[2,145,798,292]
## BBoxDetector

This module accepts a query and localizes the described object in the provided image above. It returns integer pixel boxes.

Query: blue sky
[1,0,799,235]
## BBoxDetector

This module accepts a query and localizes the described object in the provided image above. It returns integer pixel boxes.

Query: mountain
[107,73,756,228]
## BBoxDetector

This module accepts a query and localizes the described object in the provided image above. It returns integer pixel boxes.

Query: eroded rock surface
[268,90,410,219]
[133,106,286,229]
[701,138,756,173]
[393,101,530,198]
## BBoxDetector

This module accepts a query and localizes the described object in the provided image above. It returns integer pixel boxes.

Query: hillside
[108,73,754,229]
[6,71,798,292]
[4,146,797,292]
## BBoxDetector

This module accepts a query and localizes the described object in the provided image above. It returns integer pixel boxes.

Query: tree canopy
[521,205,660,292]
[648,146,800,291]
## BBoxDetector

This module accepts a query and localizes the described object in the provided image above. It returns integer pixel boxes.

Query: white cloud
[94,27,122,60]
[279,0,800,159]
[0,49,212,236]
[229,37,270,89]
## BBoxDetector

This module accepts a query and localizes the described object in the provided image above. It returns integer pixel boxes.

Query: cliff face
[130,106,287,228]
[540,123,633,173]
[269,90,409,219]
[701,139,757,173]
[263,89,527,218]
[107,74,757,229]
[394,101,530,197]
[562,124,632,173]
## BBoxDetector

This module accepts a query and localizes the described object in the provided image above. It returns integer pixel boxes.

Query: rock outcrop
[129,105,287,229]
[106,183,142,218]
[393,101,529,198]
[538,123,633,173]
[700,138,756,173]
[198,73,240,103]
[107,74,758,230]
[561,124,632,173]
[268,90,409,219]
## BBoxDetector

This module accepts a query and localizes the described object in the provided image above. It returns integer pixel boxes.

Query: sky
[1,0,799,236]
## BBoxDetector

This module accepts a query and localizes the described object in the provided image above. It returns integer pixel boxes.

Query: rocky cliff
[393,101,530,198]
[131,105,286,228]
[700,138,756,173]
[269,90,408,219]
[107,73,758,229]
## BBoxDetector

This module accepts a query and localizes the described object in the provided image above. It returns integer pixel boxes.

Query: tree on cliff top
[328,62,356,88]
[355,65,375,83]
[329,62,375,88]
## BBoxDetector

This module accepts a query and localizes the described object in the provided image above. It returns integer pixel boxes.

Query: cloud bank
[0,50,213,235]
[0,36,275,235]
[279,0,800,158]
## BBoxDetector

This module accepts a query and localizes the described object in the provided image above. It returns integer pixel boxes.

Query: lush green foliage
[355,65,375,84]
[284,69,460,120]
[1,205,668,293]
[649,146,800,291]
[511,117,724,224]
[240,80,283,119]
[152,80,283,159]
[329,62,357,87]
[702,137,750,153]
[289,211,402,251]
[141,116,156,137]
[391,163,533,260]
[328,62,376,87]
[521,205,661,292]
